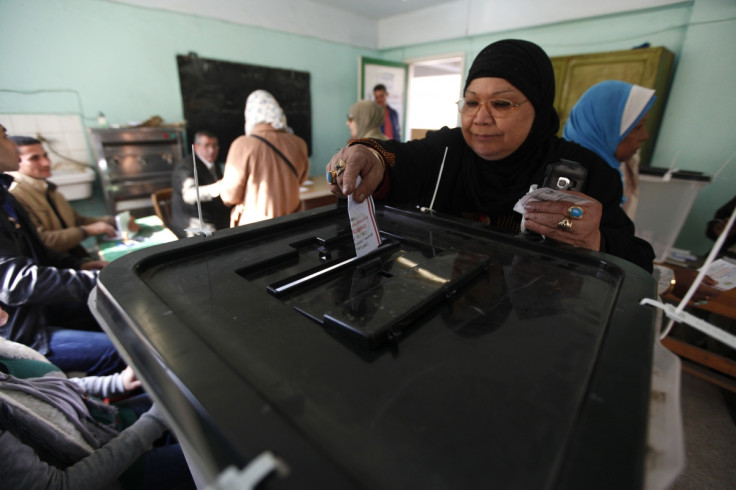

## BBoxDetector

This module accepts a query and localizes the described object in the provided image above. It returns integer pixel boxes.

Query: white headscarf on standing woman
[244,90,288,135]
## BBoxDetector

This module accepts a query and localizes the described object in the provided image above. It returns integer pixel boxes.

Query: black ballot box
[89,203,658,489]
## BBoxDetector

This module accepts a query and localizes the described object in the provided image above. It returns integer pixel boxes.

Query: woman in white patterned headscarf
[244,90,287,135]
[222,90,310,226]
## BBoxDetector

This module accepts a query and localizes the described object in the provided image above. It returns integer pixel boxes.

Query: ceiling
[308,0,455,20]
[110,0,679,50]
[111,0,463,48]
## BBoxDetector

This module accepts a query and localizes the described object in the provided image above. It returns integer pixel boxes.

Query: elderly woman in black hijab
[326,39,654,272]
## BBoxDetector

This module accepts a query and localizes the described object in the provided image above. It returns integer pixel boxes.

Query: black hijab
[461,39,560,217]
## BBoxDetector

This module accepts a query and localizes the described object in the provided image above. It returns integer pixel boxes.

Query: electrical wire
[35,132,94,169]
[0,88,95,121]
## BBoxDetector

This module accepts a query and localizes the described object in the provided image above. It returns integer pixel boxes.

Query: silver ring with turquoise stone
[567,206,584,220]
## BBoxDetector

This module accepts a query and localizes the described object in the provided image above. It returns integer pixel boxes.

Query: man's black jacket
[0,174,97,354]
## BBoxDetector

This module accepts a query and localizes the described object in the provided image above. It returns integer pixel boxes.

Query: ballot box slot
[266,240,401,297]
[236,233,361,294]
[286,228,352,249]
[234,249,300,276]
[315,230,354,247]
[237,228,354,281]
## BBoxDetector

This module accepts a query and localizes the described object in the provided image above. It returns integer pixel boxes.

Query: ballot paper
[700,258,736,290]
[103,211,133,241]
[513,188,593,215]
[115,210,131,233]
[348,177,381,257]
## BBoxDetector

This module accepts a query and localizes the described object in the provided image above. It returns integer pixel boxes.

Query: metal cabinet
[88,127,186,215]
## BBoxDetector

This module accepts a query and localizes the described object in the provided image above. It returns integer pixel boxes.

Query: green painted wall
[1,0,734,255]
[654,0,736,255]
[0,0,377,176]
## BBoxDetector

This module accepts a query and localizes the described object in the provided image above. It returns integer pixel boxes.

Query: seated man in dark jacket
[0,123,124,376]
[171,130,231,237]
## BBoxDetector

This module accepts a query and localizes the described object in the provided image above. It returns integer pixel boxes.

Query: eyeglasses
[456,98,528,117]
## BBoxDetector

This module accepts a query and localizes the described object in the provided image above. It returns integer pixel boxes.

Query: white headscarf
[244,90,287,135]
[620,85,656,137]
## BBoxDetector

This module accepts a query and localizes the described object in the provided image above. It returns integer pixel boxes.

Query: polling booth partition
[90,203,659,489]
[633,167,711,262]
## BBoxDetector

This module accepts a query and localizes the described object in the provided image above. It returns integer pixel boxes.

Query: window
[405,56,464,140]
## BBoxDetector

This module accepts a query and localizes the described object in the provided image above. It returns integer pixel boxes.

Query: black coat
[375,127,655,273]
[0,175,97,354]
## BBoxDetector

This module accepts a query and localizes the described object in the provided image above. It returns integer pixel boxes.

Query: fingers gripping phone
[541,159,588,192]
[520,159,587,238]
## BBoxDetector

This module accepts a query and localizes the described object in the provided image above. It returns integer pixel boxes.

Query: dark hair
[194,130,217,143]
[8,135,41,147]
[373,84,387,93]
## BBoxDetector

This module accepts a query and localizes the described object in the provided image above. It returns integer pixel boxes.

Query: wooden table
[299,178,337,210]
[686,285,736,320]
[661,285,736,392]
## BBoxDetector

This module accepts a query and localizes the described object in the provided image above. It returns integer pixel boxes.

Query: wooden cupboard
[551,46,675,166]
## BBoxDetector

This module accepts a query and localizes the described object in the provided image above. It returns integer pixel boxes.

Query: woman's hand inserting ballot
[326,145,385,204]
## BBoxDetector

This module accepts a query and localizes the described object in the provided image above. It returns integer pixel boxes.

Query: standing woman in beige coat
[221,90,310,227]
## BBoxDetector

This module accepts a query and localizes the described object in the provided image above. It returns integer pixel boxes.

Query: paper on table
[115,210,132,232]
[348,176,381,257]
[102,211,132,241]
[513,188,593,215]
[700,258,736,290]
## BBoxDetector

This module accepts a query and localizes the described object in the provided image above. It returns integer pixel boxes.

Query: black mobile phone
[541,159,588,192]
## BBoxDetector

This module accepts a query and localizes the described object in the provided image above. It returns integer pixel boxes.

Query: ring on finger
[557,218,572,232]
[335,159,347,172]
[326,169,338,184]
[567,206,584,220]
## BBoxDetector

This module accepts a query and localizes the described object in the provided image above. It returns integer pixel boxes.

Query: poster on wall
[359,57,408,141]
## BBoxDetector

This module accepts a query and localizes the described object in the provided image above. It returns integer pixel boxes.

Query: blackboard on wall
[177,53,312,159]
